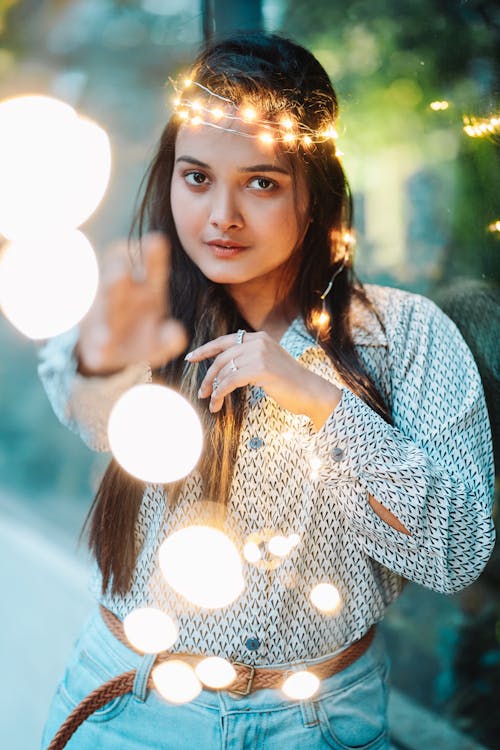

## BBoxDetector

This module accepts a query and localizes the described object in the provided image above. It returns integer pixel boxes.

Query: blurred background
[0,1,498,748]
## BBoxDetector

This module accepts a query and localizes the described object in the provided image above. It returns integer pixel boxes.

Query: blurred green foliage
[282,0,500,286]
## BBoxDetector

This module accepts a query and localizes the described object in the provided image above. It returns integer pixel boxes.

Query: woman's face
[170,123,310,301]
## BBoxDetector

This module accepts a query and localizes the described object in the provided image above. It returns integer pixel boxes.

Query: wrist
[302,373,342,431]
[75,345,124,378]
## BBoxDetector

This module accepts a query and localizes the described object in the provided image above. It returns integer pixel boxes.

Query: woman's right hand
[76,232,188,376]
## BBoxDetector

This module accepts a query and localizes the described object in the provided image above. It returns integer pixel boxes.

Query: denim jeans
[41,609,390,750]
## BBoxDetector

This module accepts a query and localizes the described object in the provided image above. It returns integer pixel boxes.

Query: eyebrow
[175,155,290,175]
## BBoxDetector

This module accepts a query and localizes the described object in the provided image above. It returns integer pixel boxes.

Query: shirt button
[245,636,261,651]
[331,446,344,461]
[248,436,264,450]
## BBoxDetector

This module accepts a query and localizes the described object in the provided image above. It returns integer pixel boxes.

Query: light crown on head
[171,79,339,148]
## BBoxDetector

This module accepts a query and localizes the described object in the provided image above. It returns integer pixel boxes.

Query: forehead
[174,123,292,170]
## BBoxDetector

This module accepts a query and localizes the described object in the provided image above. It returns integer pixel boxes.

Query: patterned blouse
[38,284,495,667]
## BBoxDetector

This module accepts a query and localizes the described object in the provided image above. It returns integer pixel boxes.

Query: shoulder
[361,283,451,341]
[355,284,462,362]
[362,283,438,317]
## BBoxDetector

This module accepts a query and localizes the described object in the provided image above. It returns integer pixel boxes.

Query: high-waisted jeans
[41,609,390,750]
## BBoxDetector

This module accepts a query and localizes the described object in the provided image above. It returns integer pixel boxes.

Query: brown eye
[185,171,208,186]
[249,176,277,191]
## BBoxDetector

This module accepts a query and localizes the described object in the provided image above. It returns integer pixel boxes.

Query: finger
[198,347,242,397]
[186,331,252,362]
[148,320,189,369]
[209,363,249,412]
[101,241,133,285]
[141,232,170,284]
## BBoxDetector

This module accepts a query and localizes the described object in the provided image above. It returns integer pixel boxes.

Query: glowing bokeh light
[243,540,262,563]
[282,670,320,700]
[268,535,292,558]
[259,132,274,144]
[195,657,236,689]
[0,230,98,339]
[429,100,449,111]
[309,455,322,471]
[463,114,500,138]
[310,583,342,615]
[152,660,202,704]
[243,529,301,569]
[159,525,245,608]
[0,95,111,239]
[107,384,203,484]
[123,607,178,654]
[241,106,257,122]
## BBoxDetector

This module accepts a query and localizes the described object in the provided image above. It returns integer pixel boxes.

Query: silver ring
[230,358,238,373]
[236,329,246,345]
[212,376,220,393]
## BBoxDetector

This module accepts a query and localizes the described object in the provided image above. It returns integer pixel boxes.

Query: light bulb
[0,95,111,239]
[282,671,320,700]
[241,106,257,122]
[152,660,201,704]
[259,132,274,144]
[123,607,178,653]
[195,657,236,689]
[107,384,203,484]
[0,230,98,339]
[268,535,291,558]
[310,583,341,615]
[159,525,245,609]
[243,541,261,563]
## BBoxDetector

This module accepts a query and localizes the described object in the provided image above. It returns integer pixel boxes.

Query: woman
[39,32,495,750]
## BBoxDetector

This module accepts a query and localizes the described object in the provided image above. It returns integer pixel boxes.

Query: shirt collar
[280,296,387,359]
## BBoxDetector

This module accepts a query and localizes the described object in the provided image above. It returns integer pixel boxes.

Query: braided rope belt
[46,607,375,750]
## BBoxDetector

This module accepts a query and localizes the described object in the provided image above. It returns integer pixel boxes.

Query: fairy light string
[463,114,500,139]
[311,231,355,338]
[171,78,339,148]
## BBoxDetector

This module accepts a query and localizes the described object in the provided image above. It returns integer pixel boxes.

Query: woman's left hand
[185,331,342,430]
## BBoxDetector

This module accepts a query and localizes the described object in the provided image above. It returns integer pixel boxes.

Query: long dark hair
[87,33,392,595]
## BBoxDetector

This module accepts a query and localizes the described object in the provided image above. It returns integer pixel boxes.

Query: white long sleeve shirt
[38,284,495,666]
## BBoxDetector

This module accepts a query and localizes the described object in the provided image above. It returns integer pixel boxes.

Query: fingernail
[185,352,193,361]
[197,388,203,398]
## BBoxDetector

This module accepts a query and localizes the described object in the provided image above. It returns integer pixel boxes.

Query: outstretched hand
[186,330,342,430]
[76,233,187,376]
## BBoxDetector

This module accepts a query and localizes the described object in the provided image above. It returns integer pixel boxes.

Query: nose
[209,186,243,231]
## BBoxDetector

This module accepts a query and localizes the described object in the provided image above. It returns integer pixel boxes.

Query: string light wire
[170,79,339,147]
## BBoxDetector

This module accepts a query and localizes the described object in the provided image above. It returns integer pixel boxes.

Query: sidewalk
[1,503,93,750]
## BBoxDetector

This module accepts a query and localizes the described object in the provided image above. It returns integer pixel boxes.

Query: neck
[227,282,298,341]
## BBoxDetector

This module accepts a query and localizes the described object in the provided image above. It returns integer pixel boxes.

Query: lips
[206,239,249,257]
[206,239,248,249]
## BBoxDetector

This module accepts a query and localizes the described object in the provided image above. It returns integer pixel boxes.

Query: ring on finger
[212,376,220,394]
[236,329,246,345]
[230,358,238,373]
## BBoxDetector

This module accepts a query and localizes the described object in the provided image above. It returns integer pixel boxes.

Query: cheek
[171,185,194,238]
